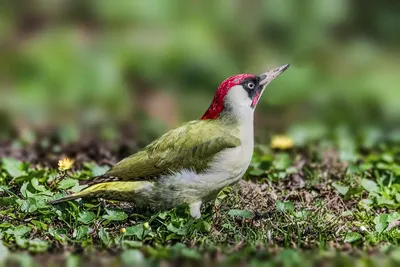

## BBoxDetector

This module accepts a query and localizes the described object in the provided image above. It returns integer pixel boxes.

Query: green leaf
[196,220,211,232]
[98,228,111,247]
[57,178,78,189]
[382,153,394,163]
[376,196,395,207]
[78,211,97,224]
[166,223,188,236]
[16,237,28,248]
[28,238,49,253]
[157,211,169,220]
[215,186,232,206]
[361,179,379,193]
[75,225,89,240]
[344,232,361,243]
[31,220,47,231]
[102,209,128,221]
[92,165,110,176]
[387,212,400,223]
[374,214,389,233]
[273,153,292,170]
[48,228,68,242]
[31,178,46,192]
[2,157,25,178]
[332,182,349,195]
[248,168,265,176]
[0,223,13,229]
[20,182,29,198]
[125,225,145,239]
[17,195,48,213]
[228,209,254,219]
[276,200,294,213]
[0,197,17,206]
[295,210,308,219]
[7,225,31,237]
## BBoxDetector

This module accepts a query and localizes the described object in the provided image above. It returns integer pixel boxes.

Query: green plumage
[50,118,241,205]
[105,119,240,181]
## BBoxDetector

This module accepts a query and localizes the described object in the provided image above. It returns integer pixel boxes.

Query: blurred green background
[1,0,399,145]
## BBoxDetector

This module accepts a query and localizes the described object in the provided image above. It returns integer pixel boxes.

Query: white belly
[148,119,255,208]
[152,140,253,206]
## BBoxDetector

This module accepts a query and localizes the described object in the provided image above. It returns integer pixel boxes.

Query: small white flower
[360,226,368,232]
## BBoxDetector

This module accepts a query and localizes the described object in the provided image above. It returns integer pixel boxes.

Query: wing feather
[81,120,240,185]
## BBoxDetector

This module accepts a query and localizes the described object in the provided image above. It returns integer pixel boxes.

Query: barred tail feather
[49,193,83,205]
[49,181,151,205]
[79,174,120,186]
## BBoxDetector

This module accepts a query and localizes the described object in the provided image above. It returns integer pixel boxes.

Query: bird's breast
[214,141,253,175]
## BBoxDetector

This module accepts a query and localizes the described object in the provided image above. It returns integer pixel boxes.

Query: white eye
[247,82,255,89]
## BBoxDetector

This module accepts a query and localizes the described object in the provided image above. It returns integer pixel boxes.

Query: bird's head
[201,64,290,120]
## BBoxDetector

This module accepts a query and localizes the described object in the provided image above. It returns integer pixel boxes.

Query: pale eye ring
[247,82,255,89]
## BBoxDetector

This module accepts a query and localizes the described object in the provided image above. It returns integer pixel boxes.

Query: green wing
[84,120,240,185]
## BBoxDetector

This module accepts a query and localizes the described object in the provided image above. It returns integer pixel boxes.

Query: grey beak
[259,64,290,86]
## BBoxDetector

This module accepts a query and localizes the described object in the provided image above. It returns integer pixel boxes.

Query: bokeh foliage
[0,0,399,139]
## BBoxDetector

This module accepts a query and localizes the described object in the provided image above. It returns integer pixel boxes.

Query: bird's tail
[49,174,123,205]
[49,181,152,205]
[79,174,121,186]
[48,193,84,205]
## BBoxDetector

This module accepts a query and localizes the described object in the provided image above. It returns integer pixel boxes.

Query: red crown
[201,74,254,120]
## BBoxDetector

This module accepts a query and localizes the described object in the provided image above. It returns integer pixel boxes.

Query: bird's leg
[189,201,202,219]
[214,204,220,222]
[210,204,220,231]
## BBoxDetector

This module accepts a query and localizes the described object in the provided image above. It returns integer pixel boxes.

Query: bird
[50,64,290,219]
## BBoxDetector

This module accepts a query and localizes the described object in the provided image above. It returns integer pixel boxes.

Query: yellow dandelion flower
[58,157,74,171]
[270,135,294,150]
[120,227,126,234]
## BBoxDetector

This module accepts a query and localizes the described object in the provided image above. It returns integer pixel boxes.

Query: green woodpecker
[50,64,290,218]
